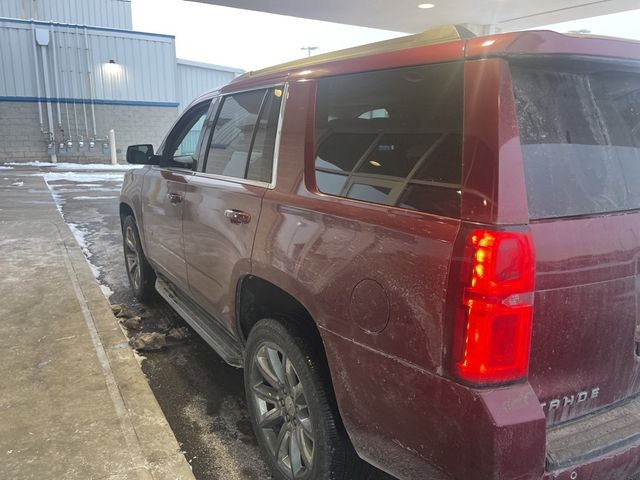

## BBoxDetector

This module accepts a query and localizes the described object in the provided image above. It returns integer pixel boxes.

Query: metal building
[0,0,242,163]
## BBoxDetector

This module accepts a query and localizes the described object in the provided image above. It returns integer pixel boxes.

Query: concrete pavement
[0,170,196,479]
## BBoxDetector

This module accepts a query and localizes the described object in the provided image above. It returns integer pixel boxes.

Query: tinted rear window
[314,63,464,217]
[511,58,640,219]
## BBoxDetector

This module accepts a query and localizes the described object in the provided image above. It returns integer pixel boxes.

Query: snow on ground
[11,180,24,187]
[37,167,126,300]
[6,161,138,171]
[73,196,119,200]
[41,171,126,183]
[0,166,14,170]
[100,284,114,300]
[55,187,121,193]
[67,222,101,278]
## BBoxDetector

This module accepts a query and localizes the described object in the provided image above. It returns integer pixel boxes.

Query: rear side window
[511,58,640,219]
[204,87,283,183]
[314,63,464,217]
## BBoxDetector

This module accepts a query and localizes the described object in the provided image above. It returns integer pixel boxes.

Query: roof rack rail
[238,24,475,81]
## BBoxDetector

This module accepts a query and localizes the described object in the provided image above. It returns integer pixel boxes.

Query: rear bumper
[543,442,640,480]
[543,394,640,480]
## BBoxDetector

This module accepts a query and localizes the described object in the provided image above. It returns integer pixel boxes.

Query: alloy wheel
[250,342,315,479]
[124,224,141,291]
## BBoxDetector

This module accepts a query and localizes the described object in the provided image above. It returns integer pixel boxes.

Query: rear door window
[203,87,283,183]
[511,58,640,219]
[314,63,464,218]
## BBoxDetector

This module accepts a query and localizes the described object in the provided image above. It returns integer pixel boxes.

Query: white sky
[131,0,640,72]
[536,9,640,40]
[131,0,403,71]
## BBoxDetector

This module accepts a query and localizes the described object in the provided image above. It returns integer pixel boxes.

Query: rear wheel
[122,215,156,301]
[244,318,362,480]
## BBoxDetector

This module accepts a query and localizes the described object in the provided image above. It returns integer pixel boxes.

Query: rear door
[510,57,640,426]
[142,101,209,290]
[183,86,285,331]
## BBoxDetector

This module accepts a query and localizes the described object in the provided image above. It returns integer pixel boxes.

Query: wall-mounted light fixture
[103,58,122,77]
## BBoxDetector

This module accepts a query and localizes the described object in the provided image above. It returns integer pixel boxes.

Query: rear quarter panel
[251,79,545,480]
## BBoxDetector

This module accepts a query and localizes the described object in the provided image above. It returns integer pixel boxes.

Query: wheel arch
[119,201,150,257]
[236,275,334,388]
[237,275,321,345]
[119,202,135,225]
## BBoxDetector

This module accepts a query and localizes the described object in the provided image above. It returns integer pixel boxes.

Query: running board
[155,276,243,368]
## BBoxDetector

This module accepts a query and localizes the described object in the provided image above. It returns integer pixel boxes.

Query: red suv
[120,26,640,480]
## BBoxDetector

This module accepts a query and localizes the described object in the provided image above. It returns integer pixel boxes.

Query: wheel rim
[124,225,141,291]
[250,342,315,479]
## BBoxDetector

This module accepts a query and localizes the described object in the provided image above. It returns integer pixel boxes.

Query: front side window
[163,100,210,169]
[203,87,283,182]
[314,63,464,217]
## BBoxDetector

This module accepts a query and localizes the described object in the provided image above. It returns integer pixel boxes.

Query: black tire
[244,318,364,480]
[122,215,156,301]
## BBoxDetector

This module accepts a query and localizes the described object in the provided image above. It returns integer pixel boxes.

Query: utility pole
[301,46,318,57]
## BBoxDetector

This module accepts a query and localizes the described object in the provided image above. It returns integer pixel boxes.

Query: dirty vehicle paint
[120,29,640,480]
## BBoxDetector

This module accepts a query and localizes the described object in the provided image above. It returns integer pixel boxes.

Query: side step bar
[155,276,243,367]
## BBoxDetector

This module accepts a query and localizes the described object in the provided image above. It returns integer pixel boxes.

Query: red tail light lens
[452,229,535,385]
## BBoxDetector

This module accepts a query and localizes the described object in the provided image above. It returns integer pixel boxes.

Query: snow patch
[55,187,121,193]
[41,171,125,183]
[0,166,14,170]
[6,161,137,171]
[100,284,114,299]
[67,222,102,279]
[6,161,55,168]
[73,196,119,200]
[67,223,92,257]
[11,180,24,187]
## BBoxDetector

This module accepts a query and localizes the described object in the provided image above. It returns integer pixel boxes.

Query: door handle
[224,209,251,225]
[167,192,184,205]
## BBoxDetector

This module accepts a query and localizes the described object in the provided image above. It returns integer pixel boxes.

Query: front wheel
[122,215,156,301]
[244,319,362,480]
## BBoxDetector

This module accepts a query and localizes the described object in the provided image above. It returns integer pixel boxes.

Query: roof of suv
[188,26,640,104]
[226,27,640,87]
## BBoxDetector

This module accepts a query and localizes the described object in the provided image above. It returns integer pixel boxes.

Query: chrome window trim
[150,165,196,176]
[268,82,289,190]
[221,81,288,96]
[189,171,272,189]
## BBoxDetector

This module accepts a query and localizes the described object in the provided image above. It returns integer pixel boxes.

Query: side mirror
[126,144,159,165]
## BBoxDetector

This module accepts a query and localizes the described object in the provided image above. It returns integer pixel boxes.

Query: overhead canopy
[187,0,639,33]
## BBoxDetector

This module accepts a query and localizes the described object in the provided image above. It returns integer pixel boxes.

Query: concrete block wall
[0,101,178,163]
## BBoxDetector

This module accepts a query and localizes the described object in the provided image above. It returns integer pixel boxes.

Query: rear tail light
[451,228,535,385]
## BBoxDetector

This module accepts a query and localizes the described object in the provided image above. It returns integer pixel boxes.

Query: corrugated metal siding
[0,0,132,30]
[176,60,240,111]
[0,18,177,103]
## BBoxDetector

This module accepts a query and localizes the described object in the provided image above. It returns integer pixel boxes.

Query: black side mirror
[126,144,159,165]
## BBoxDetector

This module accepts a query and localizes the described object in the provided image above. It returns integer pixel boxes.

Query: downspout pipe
[75,31,89,142]
[38,34,57,163]
[84,27,97,139]
[50,25,63,140]
[30,23,45,134]
[68,41,80,143]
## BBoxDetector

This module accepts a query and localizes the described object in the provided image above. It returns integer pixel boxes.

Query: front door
[142,100,210,290]
[183,87,284,331]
